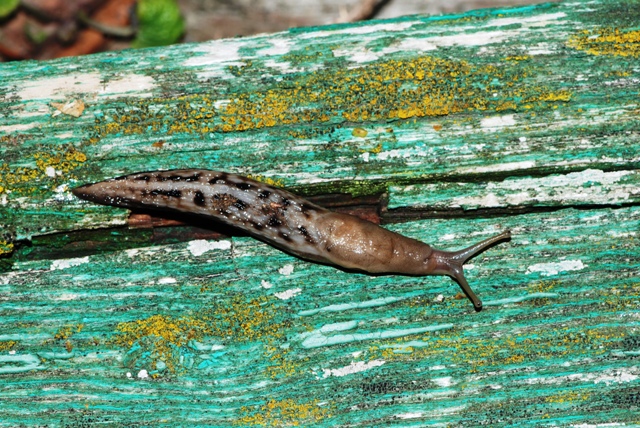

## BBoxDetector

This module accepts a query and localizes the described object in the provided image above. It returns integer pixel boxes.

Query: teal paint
[1,0,640,426]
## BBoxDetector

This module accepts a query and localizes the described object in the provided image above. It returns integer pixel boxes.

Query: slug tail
[431,230,511,312]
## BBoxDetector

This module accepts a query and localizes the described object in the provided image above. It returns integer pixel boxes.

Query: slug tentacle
[427,230,512,311]
[72,169,512,311]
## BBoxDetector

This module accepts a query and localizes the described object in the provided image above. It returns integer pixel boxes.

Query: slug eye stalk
[429,230,512,311]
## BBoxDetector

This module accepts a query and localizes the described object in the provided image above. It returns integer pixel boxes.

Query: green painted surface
[1,0,639,426]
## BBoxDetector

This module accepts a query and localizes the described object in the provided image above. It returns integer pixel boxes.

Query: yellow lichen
[237,399,330,427]
[568,28,640,58]
[246,175,286,188]
[0,146,87,195]
[54,324,84,341]
[545,390,591,404]
[112,295,292,373]
[89,55,571,143]
[504,55,531,61]
[351,127,368,138]
[0,240,14,256]
[528,280,559,293]
[373,326,626,370]
[0,341,17,352]
[264,346,306,378]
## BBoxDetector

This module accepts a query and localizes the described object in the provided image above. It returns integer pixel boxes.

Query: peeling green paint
[1,0,640,426]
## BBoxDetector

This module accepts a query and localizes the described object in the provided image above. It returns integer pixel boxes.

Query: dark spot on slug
[282,198,291,206]
[268,216,282,227]
[150,189,182,198]
[211,193,238,211]
[280,232,292,242]
[235,182,252,191]
[299,203,313,218]
[158,173,202,182]
[233,200,247,210]
[184,174,201,182]
[209,173,228,185]
[116,175,130,181]
[252,222,264,231]
[299,225,315,244]
[194,191,205,206]
[258,190,271,199]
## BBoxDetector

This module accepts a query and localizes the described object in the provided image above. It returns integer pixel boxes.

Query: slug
[72,169,510,311]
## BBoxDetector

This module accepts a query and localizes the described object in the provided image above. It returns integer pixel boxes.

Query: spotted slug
[72,169,511,311]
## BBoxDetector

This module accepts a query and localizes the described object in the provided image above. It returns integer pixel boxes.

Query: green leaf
[0,0,19,19]
[132,0,185,48]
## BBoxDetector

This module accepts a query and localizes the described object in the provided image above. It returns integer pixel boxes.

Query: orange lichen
[375,326,626,370]
[237,399,330,427]
[0,240,14,256]
[89,55,571,143]
[112,295,292,373]
[53,324,84,341]
[0,146,87,195]
[568,28,640,58]
[0,341,17,351]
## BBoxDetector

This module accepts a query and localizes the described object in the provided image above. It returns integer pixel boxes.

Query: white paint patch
[481,114,516,129]
[322,359,385,378]
[261,280,273,289]
[100,74,157,98]
[460,161,536,174]
[361,152,370,162]
[187,239,231,256]
[137,369,149,379]
[0,123,40,133]
[263,59,301,73]
[451,169,634,208]
[258,38,293,56]
[50,256,90,271]
[526,260,586,276]
[278,264,294,276]
[386,37,437,53]
[427,30,511,48]
[274,288,301,300]
[320,320,359,333]
[184,39,246,67]
[572,424,625,428]
[125,249,139,258]
[18,73,103,101]
[528,44,556,56]
[432,376,454,387]
[54,293,79,301]
[396,412,423,419]
[302,21,415,38]
[332,47,381,63]
[157,277,177,285]
[490,12,567,29]
[594,370,638,386]
[45,167,56,178]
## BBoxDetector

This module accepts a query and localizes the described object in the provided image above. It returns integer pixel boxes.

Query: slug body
[72,169,510,311]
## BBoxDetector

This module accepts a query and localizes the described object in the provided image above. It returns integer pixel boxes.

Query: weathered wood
[1,0,639,426]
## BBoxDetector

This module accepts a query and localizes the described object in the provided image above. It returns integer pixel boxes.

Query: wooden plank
[1,206,638,425]
[0,0,639,241]
[1,0,639,426]
[387,168,640,212]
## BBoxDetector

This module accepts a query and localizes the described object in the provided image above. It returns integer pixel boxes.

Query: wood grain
[1,0,639,426]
